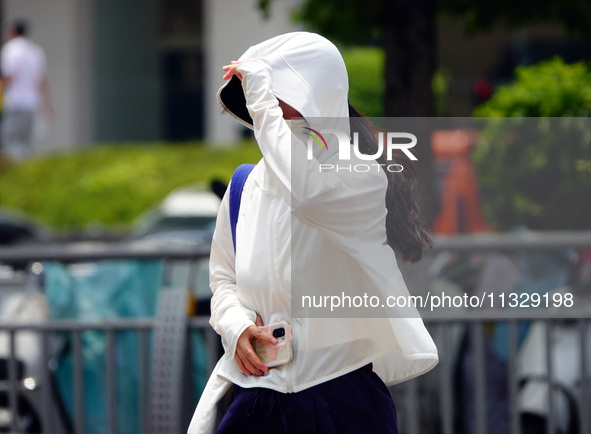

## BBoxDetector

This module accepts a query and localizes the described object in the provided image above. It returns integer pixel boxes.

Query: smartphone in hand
[253,320,293,368]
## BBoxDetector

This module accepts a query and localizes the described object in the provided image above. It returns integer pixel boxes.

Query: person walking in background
[0,19,53,161]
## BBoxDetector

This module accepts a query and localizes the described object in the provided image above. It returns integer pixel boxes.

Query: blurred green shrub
[472,58,591,230]
[343,47,385,117]
[0,141,262,230]
[474,57,591,117]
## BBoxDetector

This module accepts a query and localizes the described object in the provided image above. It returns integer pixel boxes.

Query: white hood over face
[217,32,350,135]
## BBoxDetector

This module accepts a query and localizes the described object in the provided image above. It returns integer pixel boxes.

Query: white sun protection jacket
[188,32,438,434]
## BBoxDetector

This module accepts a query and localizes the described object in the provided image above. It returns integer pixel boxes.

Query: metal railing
[393,230,591,434]
[398,316,591,434]
[0,240,214,434]
[0,232,589,434]
[0,317,219,434]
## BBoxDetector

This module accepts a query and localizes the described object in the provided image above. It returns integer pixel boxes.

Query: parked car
[0,208,46,246]
[131,186,222,306]
[133,186,221,241]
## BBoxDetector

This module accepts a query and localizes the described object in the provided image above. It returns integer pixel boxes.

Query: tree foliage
[441,0,591,39]
[293,0,591,45]
[294,0,381,45]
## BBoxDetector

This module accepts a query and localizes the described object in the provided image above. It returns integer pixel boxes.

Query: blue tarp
[43,260,208,434]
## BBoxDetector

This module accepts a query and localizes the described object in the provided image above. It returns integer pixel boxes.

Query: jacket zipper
[266,194,295,393]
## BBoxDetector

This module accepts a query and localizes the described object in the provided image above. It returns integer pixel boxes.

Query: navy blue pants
[216,364,398,434]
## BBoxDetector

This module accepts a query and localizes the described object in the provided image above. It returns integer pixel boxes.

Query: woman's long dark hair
[349,104,432,263]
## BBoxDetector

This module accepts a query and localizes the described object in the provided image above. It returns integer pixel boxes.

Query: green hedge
[472,58,591,230]
[0,141,262,230]
[474,57,591,117]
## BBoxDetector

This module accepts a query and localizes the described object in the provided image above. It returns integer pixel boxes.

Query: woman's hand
[222,60,242,81]
[235,314,276,376]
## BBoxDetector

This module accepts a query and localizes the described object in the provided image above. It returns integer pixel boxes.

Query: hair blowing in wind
[349,104,433,263]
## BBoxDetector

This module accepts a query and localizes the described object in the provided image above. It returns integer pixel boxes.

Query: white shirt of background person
[2,36,46,111]
[1,21,53,161]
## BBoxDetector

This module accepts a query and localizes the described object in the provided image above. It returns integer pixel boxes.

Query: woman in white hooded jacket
[189,32,438,434]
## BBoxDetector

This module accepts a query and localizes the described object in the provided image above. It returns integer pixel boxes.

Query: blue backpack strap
[229,164,256,253]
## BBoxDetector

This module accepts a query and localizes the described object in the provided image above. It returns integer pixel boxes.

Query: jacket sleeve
[209,185,257,359]
[235,59,388,254]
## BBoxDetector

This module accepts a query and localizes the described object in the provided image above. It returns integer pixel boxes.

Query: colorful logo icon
[304,127,328,151]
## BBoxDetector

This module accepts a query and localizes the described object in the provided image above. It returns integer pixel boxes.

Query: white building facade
[2,0,299,153]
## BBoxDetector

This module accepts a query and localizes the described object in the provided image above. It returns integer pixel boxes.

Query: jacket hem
[217,344,437,394]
